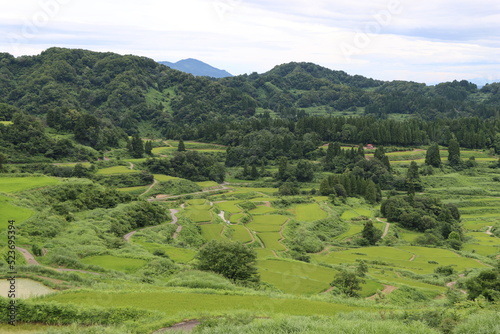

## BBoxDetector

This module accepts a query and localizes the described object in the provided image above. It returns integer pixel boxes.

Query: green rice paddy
[200,224,226,241]
[0,176,60,193]
[96,166,139,174]
[229,225,253,243]
[42,289,363,317]
[258,232,286,250]
[81,255,146,273]
[0,195,34,230]
[290,203,328,222]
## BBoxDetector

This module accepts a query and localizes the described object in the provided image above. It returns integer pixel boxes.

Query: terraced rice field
[184,201,213,223]
[153,174,180,181]
[0,176,60,193]
[290,203,328,222]
[250,206,276,214]
[132,238,196,263]
[0,195,34,230]
[216,200,243,213]
[258,232,286,250]
[200,224,226,241]
[258,258,338,294]
[341,208,374,220]
[312,246,489,274]
[96,166,139,174]
[81,255,146,273]
[229,225,253,243]
[41,289,363,317]
[247,215,289,232]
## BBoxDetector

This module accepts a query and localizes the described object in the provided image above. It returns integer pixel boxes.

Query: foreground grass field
[41,289,366,317]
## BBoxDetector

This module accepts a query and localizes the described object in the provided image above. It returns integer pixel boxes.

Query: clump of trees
[196,240,259,283]
[381,196,462,249]
[319,172,380,204]
[144,151,225,183]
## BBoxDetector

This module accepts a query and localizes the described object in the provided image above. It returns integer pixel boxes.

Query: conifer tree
[448,137,461,167]
[131,133,144,158]
[178,138,186,152]
[144,140,153,156]
[250,164,259,179]
[425,143,441,167]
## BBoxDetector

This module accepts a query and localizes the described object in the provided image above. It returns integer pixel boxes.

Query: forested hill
[1,47,500,161]
[1,47,500,128]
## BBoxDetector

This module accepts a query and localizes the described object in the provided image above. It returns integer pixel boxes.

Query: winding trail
[367,285,398,300]
[486,226,493,236]
[128,162,134,170]
[376,218,391,238]
[15,246,40,265]
[153,320,200,333]
[140,178,158,197]
[15,246,100,275]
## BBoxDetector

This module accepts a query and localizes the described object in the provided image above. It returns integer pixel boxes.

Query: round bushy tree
[196,240,259,283]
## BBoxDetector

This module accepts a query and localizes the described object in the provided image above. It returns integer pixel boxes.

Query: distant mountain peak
[159,58,233,78]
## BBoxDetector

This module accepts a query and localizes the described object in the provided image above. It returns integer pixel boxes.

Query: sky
[1,0,500,84]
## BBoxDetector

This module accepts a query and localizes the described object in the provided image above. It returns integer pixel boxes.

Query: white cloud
[1,0,500,83]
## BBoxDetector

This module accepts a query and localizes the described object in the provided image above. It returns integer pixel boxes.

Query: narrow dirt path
[140,178,158,197]
[172,225,183,239]
[128,162,134,170]
[153,320,200,333]
[16,246,101,275]
[409,254,416,261]
[277,219,290,251]
[15,246,40,265]
[322,286,335,294]
[218,210,231,224]
[367,285,398,300]
[486,226,493,236]
[376,217,391,239]
[381,223,390,238]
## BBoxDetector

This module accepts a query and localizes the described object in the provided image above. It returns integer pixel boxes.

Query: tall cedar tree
[406,161,423,196]
[448,137,461,167]
[374,146,391,171]
[144,140,153,155]
[178,139,186,152]
[425,143,441,167]
[131,134,144,158]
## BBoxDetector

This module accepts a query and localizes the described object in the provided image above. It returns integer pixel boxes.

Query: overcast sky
[1,0,500,84]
